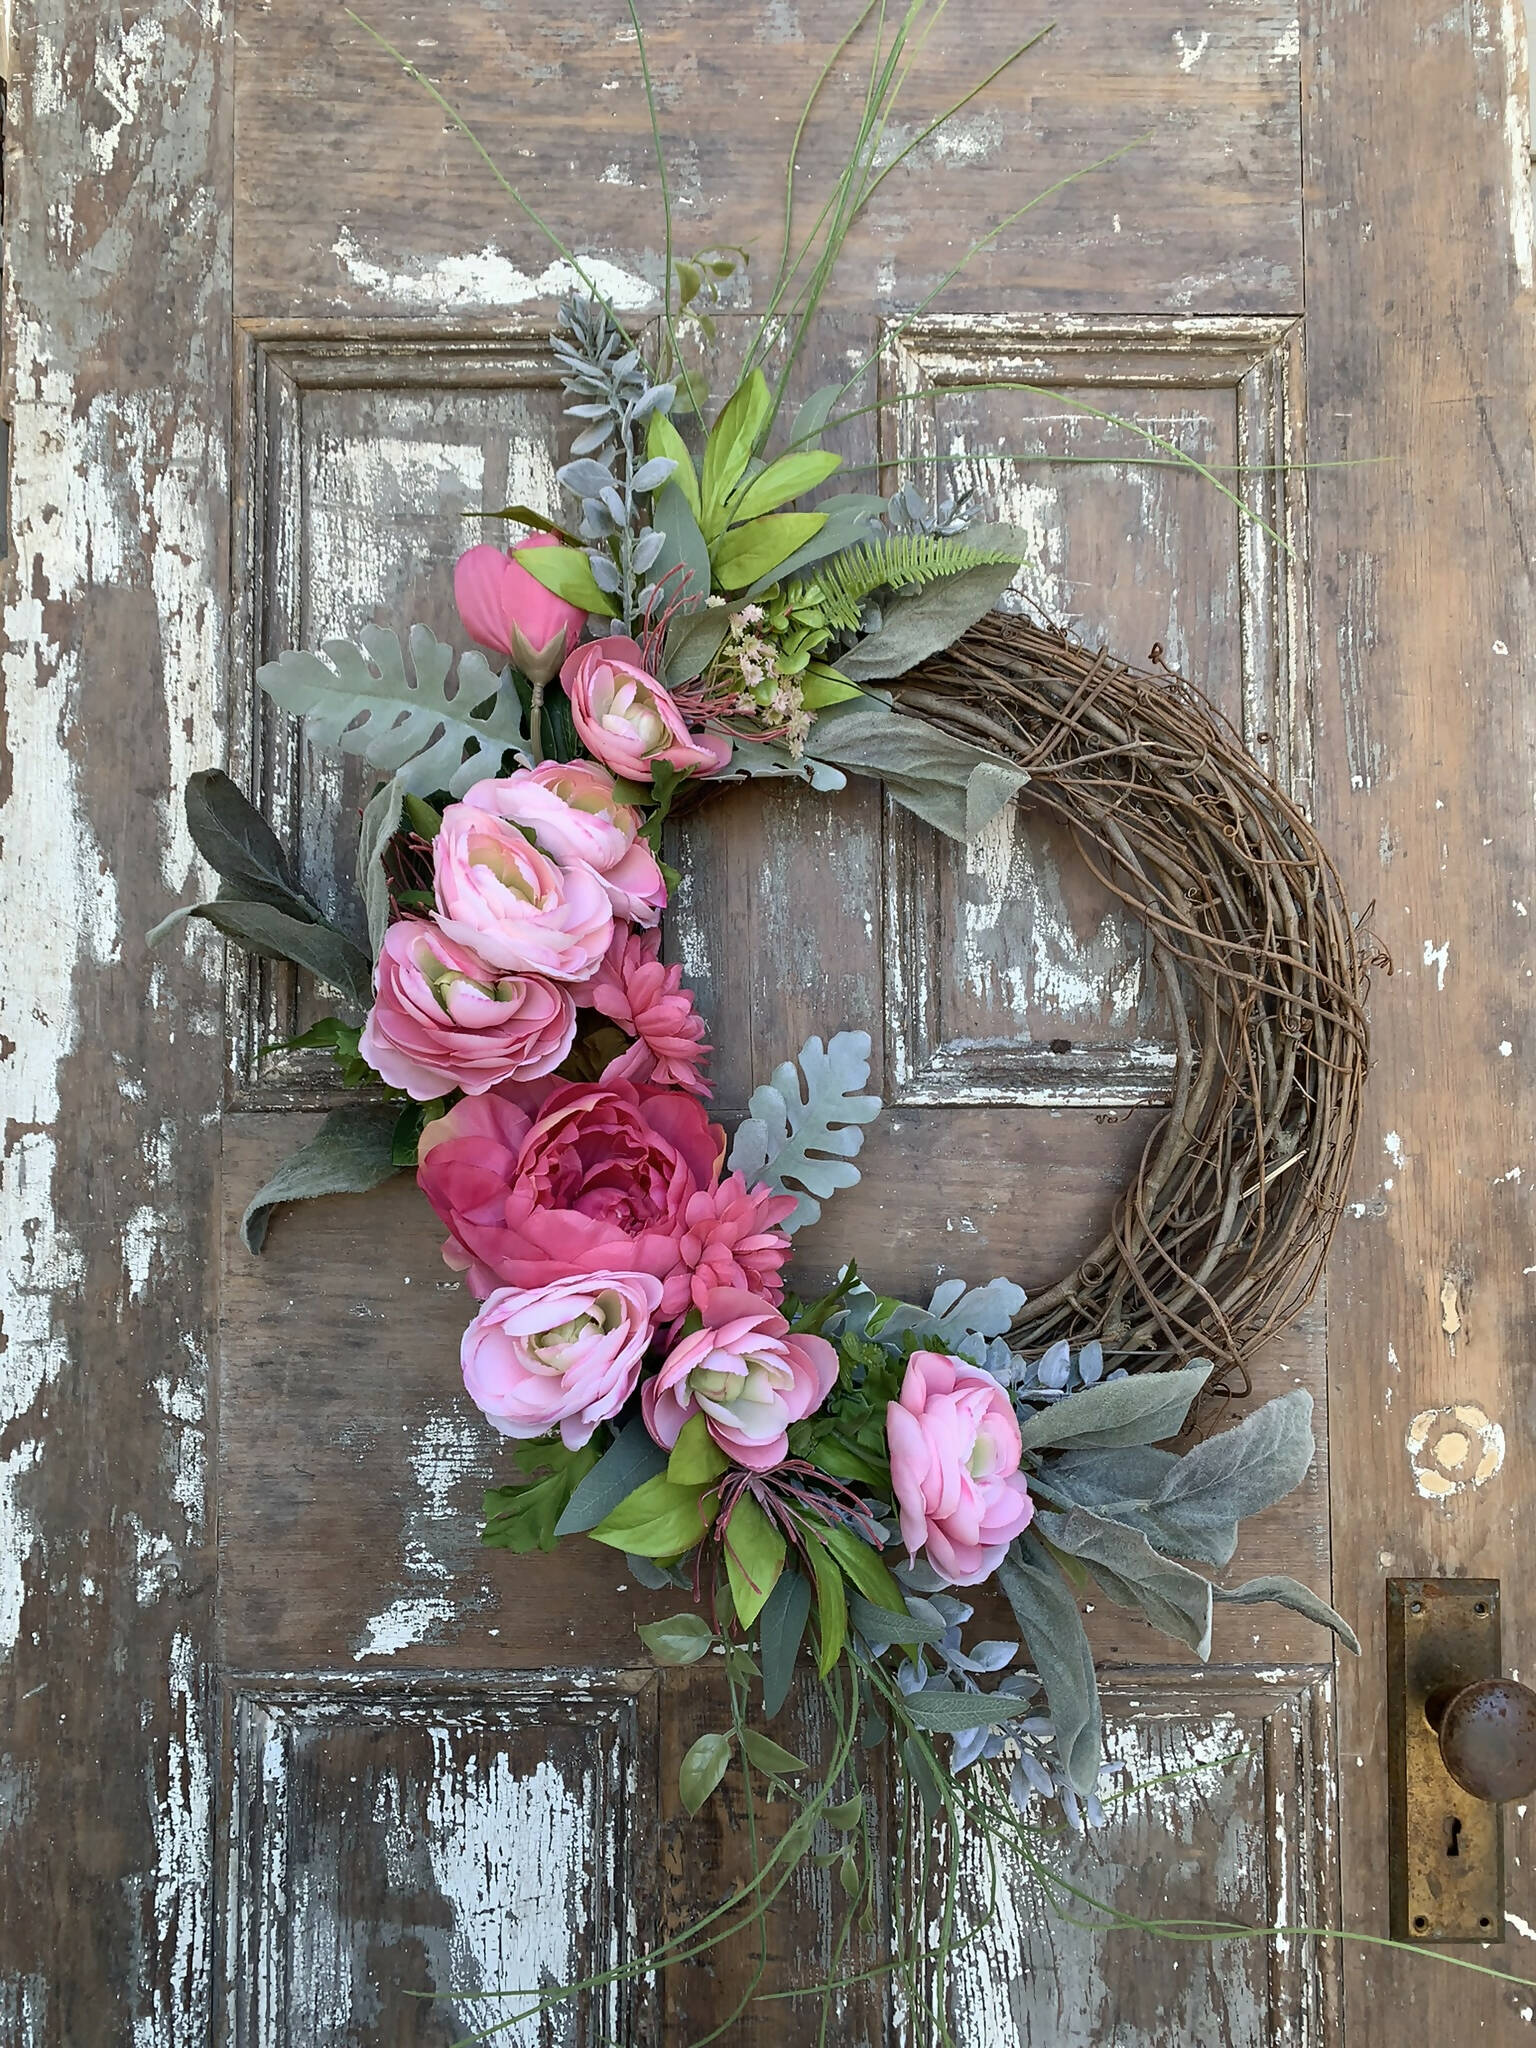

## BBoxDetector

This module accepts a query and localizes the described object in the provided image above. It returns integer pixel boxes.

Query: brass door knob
[1427,1678,1536,1803]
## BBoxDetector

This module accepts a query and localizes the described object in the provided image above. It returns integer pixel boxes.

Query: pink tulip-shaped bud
[454,534,587,685]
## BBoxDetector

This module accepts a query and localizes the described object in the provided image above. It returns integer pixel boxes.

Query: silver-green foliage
[256,624,525,798]
[727,1030,882,1232]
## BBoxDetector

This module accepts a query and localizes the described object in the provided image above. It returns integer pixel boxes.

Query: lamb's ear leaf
[152,898,374,1012]
[1015,1364,1214,1454]
[649,482,713,615]
[240,1104,402,1253]
[999,1533,1103,1796]
[662,607,732,687]
[1213,1574,1360,1654]
[1034,1507,1215,1660]
[184,770,320,917]
[802,694,1027,843]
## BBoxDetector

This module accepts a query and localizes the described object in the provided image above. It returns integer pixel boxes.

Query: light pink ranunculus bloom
[454,535,587,685]
[465,760,667,928]
[591,926,711,1096]
[885,1350,1034,1587]
[643,1287,837,1471]
[415,1075,726,1317]
[562,635,732,783]
[433,802,613,982]
[358,919,576,1100]
[461,1269,662,1449]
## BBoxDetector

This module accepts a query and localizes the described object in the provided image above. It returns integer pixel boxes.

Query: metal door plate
[1387,1578,1503,1943]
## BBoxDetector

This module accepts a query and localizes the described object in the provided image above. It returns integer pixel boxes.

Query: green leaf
[807,1538,847,1678]
[555,1417,669,1537]
[999,1533,1104,1796]
[649,482,712,613]
[679,1731,734,1817]
[711,512,827,593]
[803,695,1028,845]
[240,1104,402,1254]
[796,668,862,711]
[900,1689,1051,1735]
[390,1098,442,1169]
[516,543,616,616]
[646,412,701,523]
[727,1030,882,1233]
[724,1494,786,1628]
[789,384,844,448]
[401,791,443,839]
[740,1729,807,1776]
[257,625,529,799]
[1213,1574,1360,1655]
[183,770,319,918]
[481,1440,599,1553]
[822,1523,905,1614]
[1016,1364,1215,1454]
[700,368,773,536]
[758,1567,811,1719]
[1035,1507,1215,1659]
[588,1472,714,1558]
[743,493,887,596]
[823,1792,864,1832]
[636,1612,715,1666]
[268,1015,374,1088]
[356,774,407,958]
[728,448,842,525]
[838,561,1021,682]
[468,502,579,541]
[668,1412,730,1487]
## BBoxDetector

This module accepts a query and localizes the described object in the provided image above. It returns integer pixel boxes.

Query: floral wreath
[153,11,1369,2028]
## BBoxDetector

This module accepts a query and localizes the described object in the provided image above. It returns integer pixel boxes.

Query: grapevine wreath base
[890,609,1374,1393]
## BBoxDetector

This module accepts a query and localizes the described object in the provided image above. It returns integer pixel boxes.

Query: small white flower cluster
[719,604,814,756]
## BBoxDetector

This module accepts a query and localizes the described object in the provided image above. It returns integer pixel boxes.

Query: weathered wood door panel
[6,1,1535,2043]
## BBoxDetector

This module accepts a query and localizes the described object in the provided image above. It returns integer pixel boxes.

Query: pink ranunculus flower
[433,802,614,982]
[643,1286,837,1471]
[561,635,732,783]
[465,760,667,929]
[677,1172,795,1306]
[591,926,712,1096]
[454,535,587,685]
[415,1075,726,1316]
[461,1269,662,1449]
[886,1350,1034,1587]
[358,919,577,1101]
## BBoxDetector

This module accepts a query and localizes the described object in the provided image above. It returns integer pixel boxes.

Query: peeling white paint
[1422,938,1451,990]
[132,1630,212,2048]
[1173,29,1210,71]
[1501,0,1535,287]
[1407,1402,1506,1498]
[353,1410,489,1660]
[331,225,655,314]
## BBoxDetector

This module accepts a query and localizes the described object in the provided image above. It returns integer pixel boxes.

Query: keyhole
[1444,1815,1463,1858]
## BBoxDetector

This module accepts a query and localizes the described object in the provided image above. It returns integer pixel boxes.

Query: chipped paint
[1422,937,1451,990]
[1440,1273,1463,1338]
[331,224,655,314]
[353,1410,490,1661]
[133,1630,212,2048]
[1407,1402,1506,1498]
[1500,0,1535,287]
[1173,29,1210,71]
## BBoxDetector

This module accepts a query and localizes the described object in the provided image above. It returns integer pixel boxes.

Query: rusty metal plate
[1387,1578,1503,1943]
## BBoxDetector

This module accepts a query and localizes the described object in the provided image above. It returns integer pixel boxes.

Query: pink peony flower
[461,1269,662,1449]
[561,635,732,782]
[433,802,613,982]
[415,1076,726,1317]
[454,535,587,685]
[590,926,712,1096]
[643,1287,837,1471]
[358,919,576,1100]
[465,760,667,929]
[677,1172,795,1304]
[885,1351,1034,1587]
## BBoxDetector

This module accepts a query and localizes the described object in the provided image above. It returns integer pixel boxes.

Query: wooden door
[5,1,1535,2041]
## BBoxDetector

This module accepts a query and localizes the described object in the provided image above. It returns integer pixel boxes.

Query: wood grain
[1305,0,1536,2033]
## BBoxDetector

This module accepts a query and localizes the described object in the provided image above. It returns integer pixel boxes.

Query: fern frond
[789,532,1023,634]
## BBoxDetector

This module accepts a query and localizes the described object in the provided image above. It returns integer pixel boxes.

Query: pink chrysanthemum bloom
[678,1171,796,1310]
[590,926,712,1098]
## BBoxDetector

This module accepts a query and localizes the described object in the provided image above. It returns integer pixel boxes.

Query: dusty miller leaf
[257,626,527,798]
[727,1030,882,1231]
[240,1104,402,1253]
